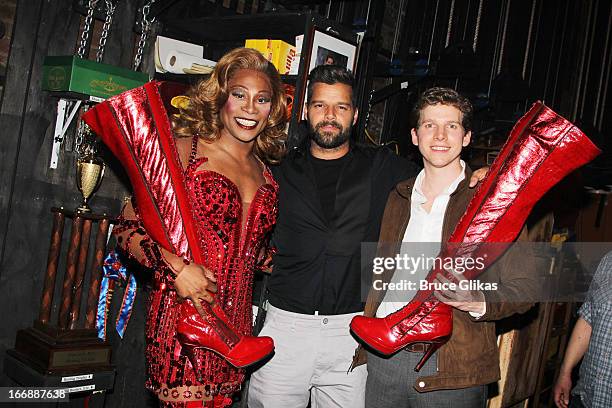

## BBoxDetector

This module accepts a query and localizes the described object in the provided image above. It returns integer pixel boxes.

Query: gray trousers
[366,350,487,408]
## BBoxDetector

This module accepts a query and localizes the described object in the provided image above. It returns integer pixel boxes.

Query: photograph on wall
[300,29,358,119]
[307,30,356,73]
[314,46,349,67]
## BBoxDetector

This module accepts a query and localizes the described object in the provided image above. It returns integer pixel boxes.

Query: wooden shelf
[153,72,208,86]
[163,12,311,44]
[159,11,357,145]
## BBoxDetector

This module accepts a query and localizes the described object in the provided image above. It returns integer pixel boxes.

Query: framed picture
[308,29,357,73]
[298,28,358,120]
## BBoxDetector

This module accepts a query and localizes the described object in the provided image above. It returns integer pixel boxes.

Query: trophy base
[9,322,113,375]
[3,352,115,395]
[76,205,92,213]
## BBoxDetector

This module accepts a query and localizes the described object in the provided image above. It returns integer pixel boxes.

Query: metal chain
[75,105,91,157]
[365,91,374,129]
[133,0,156,71]
[96,0,118,62]
[473,0,483,52]
[427,0,441,67]
[487,0,506,97]
[445,0,456,48]
[522,0,537,79]
[391,0,407,61]
[497,0,512,75]
[77,0,100,58]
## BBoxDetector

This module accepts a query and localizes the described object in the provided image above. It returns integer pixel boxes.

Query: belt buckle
[405,343,427,353]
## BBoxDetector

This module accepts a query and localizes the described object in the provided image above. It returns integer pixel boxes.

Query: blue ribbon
[96,250,137,340]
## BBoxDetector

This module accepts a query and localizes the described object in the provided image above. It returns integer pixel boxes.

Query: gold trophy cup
[76,154,105,212]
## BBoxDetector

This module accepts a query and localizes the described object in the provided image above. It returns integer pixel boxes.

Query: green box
[42,56,149,100]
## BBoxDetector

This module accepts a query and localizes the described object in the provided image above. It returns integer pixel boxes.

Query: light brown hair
[411,87,473,131]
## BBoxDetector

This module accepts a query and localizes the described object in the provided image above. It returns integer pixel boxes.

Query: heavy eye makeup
[256,94,272,104]
[229,87,271,104]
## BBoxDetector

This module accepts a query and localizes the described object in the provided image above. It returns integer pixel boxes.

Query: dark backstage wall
[0,0,609,407]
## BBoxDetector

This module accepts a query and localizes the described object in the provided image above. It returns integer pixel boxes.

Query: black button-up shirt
[267,143,419,315]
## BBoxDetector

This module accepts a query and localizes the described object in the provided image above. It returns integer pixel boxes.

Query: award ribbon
[96,250,137,339]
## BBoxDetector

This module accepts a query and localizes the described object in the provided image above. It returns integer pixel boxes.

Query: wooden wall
[0,0,609,406]
[0,0,17,84]
[0,1,156,406]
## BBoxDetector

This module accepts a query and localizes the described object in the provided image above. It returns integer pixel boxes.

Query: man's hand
[469,166,489,188]
[173,262,218,317]
[553,371,572,408]
[433,269,486,315]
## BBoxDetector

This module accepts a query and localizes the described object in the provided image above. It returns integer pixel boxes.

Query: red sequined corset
[144,138,278,399]
[185,155,278,331]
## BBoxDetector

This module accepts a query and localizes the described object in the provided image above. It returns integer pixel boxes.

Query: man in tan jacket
[354,87,538,408]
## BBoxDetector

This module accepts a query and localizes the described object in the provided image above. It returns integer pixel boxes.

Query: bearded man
[247,65,485,408]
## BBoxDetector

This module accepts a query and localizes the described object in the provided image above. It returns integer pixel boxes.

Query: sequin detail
[131,137,278,400]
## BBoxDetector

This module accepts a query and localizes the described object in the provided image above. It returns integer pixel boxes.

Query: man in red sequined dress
[97,48,287,407]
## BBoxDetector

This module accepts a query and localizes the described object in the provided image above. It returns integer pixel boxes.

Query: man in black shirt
[248,65,481,407]
[268,67,420,318]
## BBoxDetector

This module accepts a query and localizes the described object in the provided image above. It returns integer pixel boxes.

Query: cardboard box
[42,56,149,100]
[289,34,303,75]
[245,39,296,75]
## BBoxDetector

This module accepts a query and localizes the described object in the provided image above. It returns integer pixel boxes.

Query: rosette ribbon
[83,81,275,368]
[96,250,137,340]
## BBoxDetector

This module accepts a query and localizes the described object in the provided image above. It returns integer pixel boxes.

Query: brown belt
[405,343,429,353]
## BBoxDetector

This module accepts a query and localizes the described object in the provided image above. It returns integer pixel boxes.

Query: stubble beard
[310,120,352,149]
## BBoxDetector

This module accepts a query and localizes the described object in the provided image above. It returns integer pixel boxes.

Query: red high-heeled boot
[176,301,274,375]
[350,102,600,368]
[83,82,276,369]
[351,301,451,371]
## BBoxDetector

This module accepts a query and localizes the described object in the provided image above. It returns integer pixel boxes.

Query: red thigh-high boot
[83,82,274,368]
[350,102,600,368]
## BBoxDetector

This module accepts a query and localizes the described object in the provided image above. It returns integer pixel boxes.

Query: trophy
[6,207,115,377]
[6,121,113,379]
[76,122,105,213]
[76,154,105,212]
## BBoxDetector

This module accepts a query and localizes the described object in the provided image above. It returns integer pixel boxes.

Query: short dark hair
[307,64,356,105]
[411,87,473,131]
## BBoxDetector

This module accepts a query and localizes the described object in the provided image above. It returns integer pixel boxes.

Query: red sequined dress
[116,136,278,405]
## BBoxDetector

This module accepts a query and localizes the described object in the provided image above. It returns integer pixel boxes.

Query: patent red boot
[176,300,274,376]
[83,83,276,370]
[350,102,600,367]
[351,301,451,371]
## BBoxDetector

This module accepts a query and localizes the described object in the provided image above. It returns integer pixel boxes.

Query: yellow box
[245,39,296,75]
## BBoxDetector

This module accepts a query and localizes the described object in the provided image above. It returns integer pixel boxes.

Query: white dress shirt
[376,161,466,318]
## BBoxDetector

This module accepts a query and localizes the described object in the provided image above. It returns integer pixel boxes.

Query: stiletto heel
[180,344,204,381]
[350,102,599,357]
[414,337,448,372]
[351,301,452,356]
